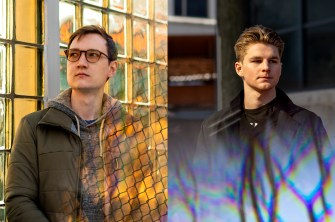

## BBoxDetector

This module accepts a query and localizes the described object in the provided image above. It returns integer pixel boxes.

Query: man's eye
[87,51,100,57]
[69,52,79,57]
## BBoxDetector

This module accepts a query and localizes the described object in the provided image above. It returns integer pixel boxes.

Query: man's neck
[244,89,276,109]
[70,89,104,120]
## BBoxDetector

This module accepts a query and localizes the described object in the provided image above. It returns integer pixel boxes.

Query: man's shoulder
[22,109,49,122]
[200,105,243,138]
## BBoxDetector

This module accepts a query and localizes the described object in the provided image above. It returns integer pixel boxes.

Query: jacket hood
[46,88,122,127]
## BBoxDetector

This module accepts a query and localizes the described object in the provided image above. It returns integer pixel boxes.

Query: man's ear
[235,62,243,78]
[107,61,118,78]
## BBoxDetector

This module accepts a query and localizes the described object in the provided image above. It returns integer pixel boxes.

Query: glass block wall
[0,0,44,220]
[1,0,167,221]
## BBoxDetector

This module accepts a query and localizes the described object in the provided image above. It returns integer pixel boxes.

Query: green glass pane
[109,62,126,101]
[0,44,6,94]
[0,206,4,222]
[155,23,167,64]
[0,99,7,149]
[60,50,69,92]
[0,152,4,202]
[0,1,6,38]
[133,62,149,103]
[154,65,167,105]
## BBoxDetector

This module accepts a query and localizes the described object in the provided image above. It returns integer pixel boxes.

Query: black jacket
[179,89,335,221]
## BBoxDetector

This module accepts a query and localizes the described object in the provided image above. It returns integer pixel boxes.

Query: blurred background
[168,0,335,166]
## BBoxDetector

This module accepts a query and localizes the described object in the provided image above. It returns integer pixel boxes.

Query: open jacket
[176,88,335,221]
[5,89,151,222]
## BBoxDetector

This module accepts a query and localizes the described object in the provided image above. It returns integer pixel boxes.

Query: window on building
[249,0,335,91]
[174,0,208,18]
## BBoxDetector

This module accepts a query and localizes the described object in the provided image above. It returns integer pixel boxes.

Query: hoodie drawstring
[99,118,119,170]
[99,118,105,157]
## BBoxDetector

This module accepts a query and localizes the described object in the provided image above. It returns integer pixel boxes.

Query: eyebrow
[249,56,280,60]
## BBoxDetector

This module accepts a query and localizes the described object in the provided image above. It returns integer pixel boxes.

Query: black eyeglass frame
[64,49,110,63]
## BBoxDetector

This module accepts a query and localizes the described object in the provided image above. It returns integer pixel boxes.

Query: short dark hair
[234,25,284,62]
[68,25,118,62]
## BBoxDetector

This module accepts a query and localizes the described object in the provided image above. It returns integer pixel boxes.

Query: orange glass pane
[155,0,168,22]
[109,0,126,12]
[109,13,126,56]
[133,19,148,60]
[133,0,148,18]
[155,23,167,64]
[59,2,75,45]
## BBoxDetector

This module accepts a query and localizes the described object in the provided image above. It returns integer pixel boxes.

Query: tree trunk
[217,0,248,107]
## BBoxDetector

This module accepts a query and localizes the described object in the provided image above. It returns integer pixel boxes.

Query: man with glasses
[5,25,153,221]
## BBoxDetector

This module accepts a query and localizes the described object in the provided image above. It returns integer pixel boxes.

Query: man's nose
[77,52,88,65]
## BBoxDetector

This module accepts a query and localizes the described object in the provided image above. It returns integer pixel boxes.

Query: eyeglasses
[64,49,109,63]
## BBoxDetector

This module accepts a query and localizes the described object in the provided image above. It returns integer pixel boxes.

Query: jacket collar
[229,88,301,117]
[38,108,76,133]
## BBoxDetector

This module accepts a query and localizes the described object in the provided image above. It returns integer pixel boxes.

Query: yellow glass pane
[154,65,167,105]
[59,2,76,45]
[83,7,102,26]
[83,0,103,7]
[14,99,41,134]
[133,19,148,60]
[133,62,149,103]
[0,44,7,94]
[109,13,126,56]
[0,0,6,38]
[133,0,148,18]
[15,0,41,43]
[155,0,168,22]
[109,0,126,12]
[155,23,167,64]
[15,45,42,96]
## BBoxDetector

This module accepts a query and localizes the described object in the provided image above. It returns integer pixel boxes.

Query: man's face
[66,33,117,92]
[235,43,282,94]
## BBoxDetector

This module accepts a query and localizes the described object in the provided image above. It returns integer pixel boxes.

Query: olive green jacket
[5,89,150,221]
